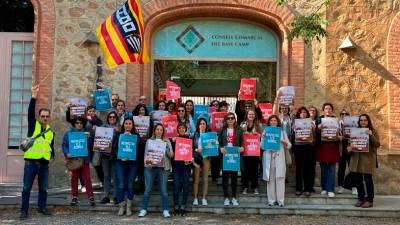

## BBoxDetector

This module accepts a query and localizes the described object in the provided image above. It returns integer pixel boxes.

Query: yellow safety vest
[24,121,54,161]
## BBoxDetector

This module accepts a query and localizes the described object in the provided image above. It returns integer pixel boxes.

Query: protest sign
[145,139,167,167]
[343,116,359,138]
[151,110,168,126]
[194,105,209,124]
[294,118,313,143]
[93,127,114,152]
[174,137,193,161]
[158,89,167,101]
[69,97,87,117]
[161,115,178,138]
[239,78,257,100]
[166,81,181,100]
[93,89,112,112]
[68,132,88,157]
[117,134,138,160]
[211,112,227,132]
[223,146,240,171]
[200,132,219,157]
[243,133,261,156]
[262,126,281,151]
[350,128,369,152]
[321,117,339,141]
[133,116,150,138]
[278,86,295,106]
[258,103,273,124]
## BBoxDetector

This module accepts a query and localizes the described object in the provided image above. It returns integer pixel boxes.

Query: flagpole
[35,38,89,86]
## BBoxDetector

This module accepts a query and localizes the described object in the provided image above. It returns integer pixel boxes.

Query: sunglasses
[40,115,50,118]
[111,99,118,101]
[178,110,185,112]
[108,116,116,119]
[75,122,83,125]
[227,117,235,120]
[341,113,349,115]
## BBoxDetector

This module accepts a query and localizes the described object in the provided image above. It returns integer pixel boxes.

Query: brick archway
[30,0,55,111]
[126,0,304,108]
[387,12,400,154]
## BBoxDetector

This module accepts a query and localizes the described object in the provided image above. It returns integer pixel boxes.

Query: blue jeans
[21,161,49,213]
[142,167,169,211]
[114,160,137,202]
[173,162,191,210]
[320,163,336,192]
[102,157,116,198]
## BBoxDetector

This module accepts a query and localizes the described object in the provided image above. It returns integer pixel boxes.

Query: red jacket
[317,142,340,163]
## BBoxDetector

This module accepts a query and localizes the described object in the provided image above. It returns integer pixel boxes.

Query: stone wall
[49,0,129,186]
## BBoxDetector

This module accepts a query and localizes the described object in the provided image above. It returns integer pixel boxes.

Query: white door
[0,32,33,183]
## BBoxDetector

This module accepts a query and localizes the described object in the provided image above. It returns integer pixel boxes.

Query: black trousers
[338,140,351,186]
[293,144,315,192]
[242,156,259,189]
[353,172,374,202]
[211,153,222,181]
[222,171,238,198]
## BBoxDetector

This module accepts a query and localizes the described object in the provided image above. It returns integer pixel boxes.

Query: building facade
[1,0,400,193]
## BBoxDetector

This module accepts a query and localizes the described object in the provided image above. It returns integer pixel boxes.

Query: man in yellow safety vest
[20,85,55,220]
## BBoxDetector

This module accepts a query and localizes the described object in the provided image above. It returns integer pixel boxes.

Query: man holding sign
[62,117,95,207]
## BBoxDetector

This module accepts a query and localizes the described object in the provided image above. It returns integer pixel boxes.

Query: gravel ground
[1,209,400,225]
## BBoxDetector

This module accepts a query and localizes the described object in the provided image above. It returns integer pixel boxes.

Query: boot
[126,199,132,216]
[118,201,125,216]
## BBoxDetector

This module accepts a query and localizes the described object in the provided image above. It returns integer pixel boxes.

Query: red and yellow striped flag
[96,0,149,68]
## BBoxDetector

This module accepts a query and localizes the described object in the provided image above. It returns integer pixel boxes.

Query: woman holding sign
[219,112,244,206]
[138,124,174,218]
[292,107,315,196]
[240,110,263,195]
[177,105,195,138]
[100,111,119,204]
[262,115,291,207]
[62,117,96,206]
[192,118,211,206]
[113,117,139,216]
[316,103,341,198]
[348,114,380,208]
[171,123,192,216]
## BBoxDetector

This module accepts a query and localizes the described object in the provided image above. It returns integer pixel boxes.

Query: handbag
[66,158,84,171]
[285,147,292,165]
[20,128,51,152]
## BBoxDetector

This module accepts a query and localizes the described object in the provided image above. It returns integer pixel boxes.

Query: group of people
[19,85,380,220]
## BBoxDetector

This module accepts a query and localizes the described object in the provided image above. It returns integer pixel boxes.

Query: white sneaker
[337,186,344,194]
[328,192,335,198]
[192,198,198,206]
[352,187,358,195]
[321,190,327,195]
[242,188,248,195]
[231,198,239,206]
[201,198,208,206]
[138,209,147,217]
[162,210,170,218]
[254,188,259,195]
[80,186,86,193]
[224,198,230,206]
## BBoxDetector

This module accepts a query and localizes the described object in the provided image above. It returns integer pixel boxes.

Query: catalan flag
[96,0,149,68]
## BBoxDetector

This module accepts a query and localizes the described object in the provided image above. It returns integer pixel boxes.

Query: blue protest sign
[68,132,88,157]
[194,105,209,124]
[146,105,153,114]
[223,146,240,171]
[262,126,281,151]
[200,132,219,157]
[93,89,112,112]
[117,134,138,160]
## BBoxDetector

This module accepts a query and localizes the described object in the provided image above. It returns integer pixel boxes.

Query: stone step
[1,197,399,218]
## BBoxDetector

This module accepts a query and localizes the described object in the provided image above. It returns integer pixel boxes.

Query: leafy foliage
[276,0,330,43]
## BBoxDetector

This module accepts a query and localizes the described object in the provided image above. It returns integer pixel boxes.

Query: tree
[276,0,330,43]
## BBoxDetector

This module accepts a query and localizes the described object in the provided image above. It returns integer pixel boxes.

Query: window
[8,40,33,147]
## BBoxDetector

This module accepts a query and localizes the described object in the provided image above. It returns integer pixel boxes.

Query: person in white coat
[262,115,292,207]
